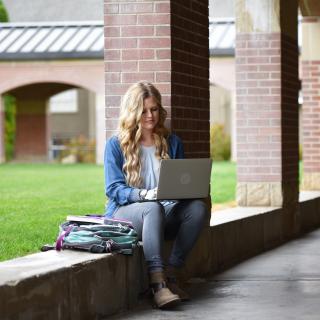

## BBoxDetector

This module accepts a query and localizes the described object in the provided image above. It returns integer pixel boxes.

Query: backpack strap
[55,224,74,251]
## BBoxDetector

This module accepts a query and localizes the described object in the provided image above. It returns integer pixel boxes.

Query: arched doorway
[2,81,105,163]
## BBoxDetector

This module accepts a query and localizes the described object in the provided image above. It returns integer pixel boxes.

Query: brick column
[301,17,320,190]
[95,93,105,164]
[104,0,209,158]
[235,0,300,236]
[0,97,5,163]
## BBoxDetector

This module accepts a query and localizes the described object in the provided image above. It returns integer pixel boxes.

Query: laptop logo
[180,173,191,185]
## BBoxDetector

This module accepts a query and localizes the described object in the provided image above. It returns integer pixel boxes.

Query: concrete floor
[107,228,320,320]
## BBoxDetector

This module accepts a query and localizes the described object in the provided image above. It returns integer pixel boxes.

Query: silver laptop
[156,158,212,200]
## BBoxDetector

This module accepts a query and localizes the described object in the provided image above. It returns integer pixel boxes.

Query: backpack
[42,218,138,255]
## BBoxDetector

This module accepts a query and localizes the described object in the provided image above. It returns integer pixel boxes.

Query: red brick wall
[15,114,47,157]
[302,60,320,173]
[235,32,299,184]
[104,0,209,158]
[281,33,299,182]
[236,33,282,182]
[104,0,171,139]
[171,1,209,158]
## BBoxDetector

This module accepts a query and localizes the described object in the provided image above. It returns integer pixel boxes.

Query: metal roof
[0,21,104,60]
[209,18,302,56]
[0,19,302,60]
[209,18,235,56]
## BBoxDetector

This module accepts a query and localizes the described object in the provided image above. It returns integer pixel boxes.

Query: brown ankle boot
[149,272,180,309]
[166,267,190,301]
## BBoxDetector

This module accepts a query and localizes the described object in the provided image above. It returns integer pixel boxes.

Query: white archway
[0,60,105,163]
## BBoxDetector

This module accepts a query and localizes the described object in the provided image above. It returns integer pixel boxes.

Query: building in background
[2,0,103,22]
[0,0,105,163]
[0,0,241,163]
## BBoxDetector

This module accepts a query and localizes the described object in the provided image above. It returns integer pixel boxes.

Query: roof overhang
[0,21,104,61]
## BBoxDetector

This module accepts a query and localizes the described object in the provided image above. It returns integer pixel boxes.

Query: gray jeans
[113,199,208,272]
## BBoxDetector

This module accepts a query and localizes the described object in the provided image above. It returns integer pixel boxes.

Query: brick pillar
[301,17,320,190]
[95,93,105,164]
[235,0,300,236]
[0,97,4,163]
[104,0,209,158]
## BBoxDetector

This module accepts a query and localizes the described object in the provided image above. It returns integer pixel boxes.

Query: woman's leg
[114,201,165,272]
[114,201,180,308]
[164,199,208,268]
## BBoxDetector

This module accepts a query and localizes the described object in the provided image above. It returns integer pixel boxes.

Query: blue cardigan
[104,134,184,217]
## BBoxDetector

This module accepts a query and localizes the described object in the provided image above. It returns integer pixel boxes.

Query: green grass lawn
[211,161,236,204]
[0,164,106,261]
[0,162,236,262]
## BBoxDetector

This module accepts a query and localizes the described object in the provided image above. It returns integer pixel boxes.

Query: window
[49,89,78,113]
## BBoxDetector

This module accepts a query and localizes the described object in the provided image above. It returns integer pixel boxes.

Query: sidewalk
[107,228,320,320]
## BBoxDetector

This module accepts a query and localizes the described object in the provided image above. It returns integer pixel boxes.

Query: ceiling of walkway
[300,0,320,16]
[8,83,76,99]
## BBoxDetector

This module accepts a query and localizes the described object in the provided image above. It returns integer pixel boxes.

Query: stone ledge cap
[210,206,281,226]
[299,191,320,202]
[0,250,111,285]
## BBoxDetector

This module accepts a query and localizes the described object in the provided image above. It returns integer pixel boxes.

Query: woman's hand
[139,188,158,201]
[145,188,157,200]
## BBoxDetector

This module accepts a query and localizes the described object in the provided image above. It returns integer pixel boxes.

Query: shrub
[59,135,96,163]
[210,123,231,161]
[299,144,302,161]
[4,95,16,161]
[2,2,15,161]
[0,0,9,22]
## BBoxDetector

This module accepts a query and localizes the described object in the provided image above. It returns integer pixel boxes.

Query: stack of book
[66,214,133,227]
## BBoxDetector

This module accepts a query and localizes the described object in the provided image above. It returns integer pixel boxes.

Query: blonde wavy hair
[118,81,170,187]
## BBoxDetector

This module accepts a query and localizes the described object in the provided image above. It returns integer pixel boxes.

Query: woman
[104,81,208,309]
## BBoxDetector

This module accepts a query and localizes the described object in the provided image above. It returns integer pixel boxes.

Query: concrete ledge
[206,207,283,273]
[0,250,147,320]
[1,193,320,319]
[299,191,320,233]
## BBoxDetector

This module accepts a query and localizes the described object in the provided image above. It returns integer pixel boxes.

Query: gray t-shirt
[140,144,177,208]
[140,145,160,189]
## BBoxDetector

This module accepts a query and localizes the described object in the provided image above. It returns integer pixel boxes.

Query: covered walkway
[109,227,320,320]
